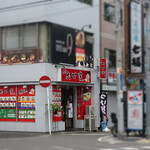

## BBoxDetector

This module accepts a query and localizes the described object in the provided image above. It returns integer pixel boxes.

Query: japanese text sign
[61,68,91,83]
[100,58,107,79]
[130,2,143,73]
[100,93,107,116]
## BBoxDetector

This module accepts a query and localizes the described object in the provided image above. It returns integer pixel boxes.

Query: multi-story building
[0,0,100,132]
[100,0,125,127]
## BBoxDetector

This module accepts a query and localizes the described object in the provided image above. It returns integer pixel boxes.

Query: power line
[0,0,69,12]
[0,3,99,26]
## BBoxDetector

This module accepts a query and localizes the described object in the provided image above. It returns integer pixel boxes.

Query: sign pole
[115,0,124,138]
[145,0,150,137]
[39,75,51,134]
[47,87,51,135]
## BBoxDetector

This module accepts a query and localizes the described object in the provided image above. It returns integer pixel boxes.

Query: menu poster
[0,109,16,119]
[17,85,35,122]
[52,85,62,122]
[77,86,91,120]
[0,86,16,121]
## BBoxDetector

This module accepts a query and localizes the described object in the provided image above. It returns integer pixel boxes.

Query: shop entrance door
[62,87,73,129]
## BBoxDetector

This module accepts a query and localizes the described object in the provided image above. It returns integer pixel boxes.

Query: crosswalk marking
[141,146,150,149]
[99,149,117,150]
[121,147,138,150]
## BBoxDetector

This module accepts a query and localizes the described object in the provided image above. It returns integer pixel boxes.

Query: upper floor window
[104,3,115,23]
[105,49,116,69]
[78,0,92,5]
[2,24,37,50]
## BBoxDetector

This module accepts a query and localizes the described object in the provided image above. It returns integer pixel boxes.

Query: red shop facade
[52,68,93,130]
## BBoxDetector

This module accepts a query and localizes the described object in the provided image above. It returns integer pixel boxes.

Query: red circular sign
[39,76,51,88]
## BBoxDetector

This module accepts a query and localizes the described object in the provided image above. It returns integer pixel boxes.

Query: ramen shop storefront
[52,68,93,131]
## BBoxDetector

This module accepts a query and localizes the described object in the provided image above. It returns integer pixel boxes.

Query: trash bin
[101,121,107,131]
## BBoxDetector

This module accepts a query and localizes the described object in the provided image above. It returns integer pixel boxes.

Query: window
[105,49,116,69]
[4,26,20,49]
[23,24,37,48]
[78,0,92,5]
[2,24,37,50]
[104,3,115,23]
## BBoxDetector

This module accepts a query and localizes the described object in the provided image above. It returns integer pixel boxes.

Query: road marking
[98,135,113,142]
[53,146,74,150]
[141,146,150,149]
[99,149,117,150]
[121,147,138,150]
[70,133,108,136]
[137,139,150,143]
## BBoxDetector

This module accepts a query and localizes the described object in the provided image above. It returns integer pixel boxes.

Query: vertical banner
[100,93,108,120]
[127,90,143,130]
[129,2,143,73]
[77,87,91,120]
[100,58,107,79]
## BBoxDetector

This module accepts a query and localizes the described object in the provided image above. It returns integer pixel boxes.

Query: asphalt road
[0,132,150,150]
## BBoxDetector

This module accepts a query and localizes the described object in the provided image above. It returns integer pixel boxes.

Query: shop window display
[52,85,62,122]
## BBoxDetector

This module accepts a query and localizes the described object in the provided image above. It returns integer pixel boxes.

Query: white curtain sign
[127,90,143,130]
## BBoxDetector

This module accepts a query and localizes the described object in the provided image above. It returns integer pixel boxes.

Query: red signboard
[100,58,107,79]
[61,68,91,83]
[39,76,51,88]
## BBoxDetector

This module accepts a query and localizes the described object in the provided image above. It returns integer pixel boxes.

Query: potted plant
[50,102,62,114]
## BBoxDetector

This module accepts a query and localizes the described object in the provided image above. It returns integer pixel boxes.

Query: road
[0,132,150,150]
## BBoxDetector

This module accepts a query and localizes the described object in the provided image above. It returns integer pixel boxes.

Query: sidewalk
[0,130,150,144]
[0,130,103,139]
[0,131,45,139]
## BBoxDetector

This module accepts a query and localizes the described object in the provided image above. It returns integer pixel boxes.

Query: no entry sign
[39,76,51,88]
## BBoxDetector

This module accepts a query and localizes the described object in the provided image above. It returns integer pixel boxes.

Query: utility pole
[115,0,124,137]
[145,0,150,137]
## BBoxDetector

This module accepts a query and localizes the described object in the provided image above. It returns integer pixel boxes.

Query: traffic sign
[39,76,51,88]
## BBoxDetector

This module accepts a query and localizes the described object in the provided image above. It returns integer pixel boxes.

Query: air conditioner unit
[84,115,91,131]
[86,105,95,115]
[91,115,98,131]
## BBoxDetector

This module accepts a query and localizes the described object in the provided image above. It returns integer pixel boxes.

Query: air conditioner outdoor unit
[86,105,95,115]
[84,115,91,131]
[91,115,98,131]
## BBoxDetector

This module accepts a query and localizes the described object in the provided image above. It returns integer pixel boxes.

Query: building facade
[0,0,100,132]
[100,0,125,127]
[124,0,146,133]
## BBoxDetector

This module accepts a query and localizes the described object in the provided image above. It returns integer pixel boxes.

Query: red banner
[61,68,91,83]
[0,86,16,97]
[100,58,107,79]
[77,87,91,120]
[17,85,35,96]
